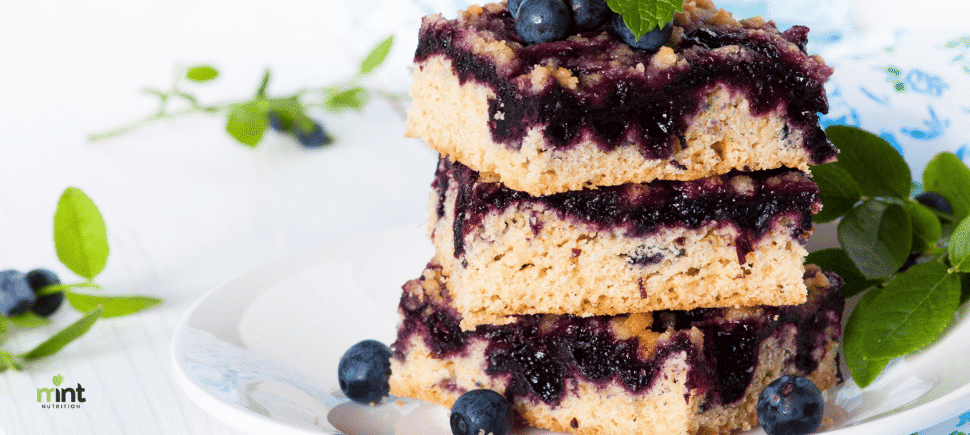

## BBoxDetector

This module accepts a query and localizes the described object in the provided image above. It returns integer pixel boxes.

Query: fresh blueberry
[569,0,609,31]
[915,192,953,215]
[757,375,824,435]
[611,15,673,51]
[507,0,524,17]
[450,389,513,435]
[337,340,392,404]
[0,270,37,317]
[25,269,63,317]
[295,121,334,148]
[515,0,572,45]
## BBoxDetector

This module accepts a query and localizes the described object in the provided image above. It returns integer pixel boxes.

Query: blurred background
[0,0,967,434]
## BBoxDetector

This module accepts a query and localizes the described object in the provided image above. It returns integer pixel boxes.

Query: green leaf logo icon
[53,374,64,386]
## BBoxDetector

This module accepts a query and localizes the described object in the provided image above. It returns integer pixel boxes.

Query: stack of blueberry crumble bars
[388,1,844,433]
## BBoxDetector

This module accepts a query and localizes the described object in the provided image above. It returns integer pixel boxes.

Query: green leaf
[905,201,943,253]
[359,35,394,75]
[855,261,960,360]
[949,217,970,272]
[960,272,970,306]
[838,200,912,280]
[923,152,970,221]
[844,288,891,388]
[606,0,683,40]
[325,87,368,112]
[8,312,52,328]
[66,292,162,318]
[226,101,268,147]
[825,125,912,199]
[811,163,862,223]
[805,248,882,297]
[186,65,219,82]
[0,352,22,371]
[263,98,305,133]
[21,305,103,360]
[53,188,109,280]
[0,317,7,335]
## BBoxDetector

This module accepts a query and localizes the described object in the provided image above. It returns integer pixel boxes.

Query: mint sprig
[607,0,682,39]
[0,187,163,371]
[811,125,970,387]
[89,35,402,147]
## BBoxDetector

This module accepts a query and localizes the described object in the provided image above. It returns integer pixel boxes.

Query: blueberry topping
[0,270,37,317]
[757,375,824,435]
[449,389,514,435]
[440,158,818,264]
[507,0,524,18]
[24,269,63,317]
[294,121,334,148]
[414,10,837,165]
[569,0,609,31]
[611,15,672,51]
[515,0,572,45]
[914,192,953,215]
[337,340,392,404]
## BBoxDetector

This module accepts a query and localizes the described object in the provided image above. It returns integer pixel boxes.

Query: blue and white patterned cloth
[821,28,970,181]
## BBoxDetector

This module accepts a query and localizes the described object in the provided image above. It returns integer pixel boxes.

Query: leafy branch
[88,35,403,147]
[807,126,970,387]
[0,188,162,372]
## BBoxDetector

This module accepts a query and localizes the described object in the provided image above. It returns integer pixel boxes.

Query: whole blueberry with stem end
[294,121,334,148]
[757,375,824,435]
[450,389,514,435]
[570,0,610,31]
[0,270,37,317]
[337,340,392,405]
[515,0,572,45]
[25,269,64,317]
[914,192,953,215]
[611,15,673,51]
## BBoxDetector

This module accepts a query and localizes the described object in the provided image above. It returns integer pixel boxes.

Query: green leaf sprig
[0,188,162,372]
[806,125,970,387]
[88,35,401,147]
[606,0,683,39]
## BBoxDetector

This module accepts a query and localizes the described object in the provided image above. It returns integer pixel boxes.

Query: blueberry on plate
[25,269,64,317]
[611,15,673,51]
[0,270,37,317]
[570,0,609,31]
[337,339,392,405]
[515,0,572,45]
[914,192,953,215]
[757,375,824,435]
[295,121,334,148]
[450,389,514,435]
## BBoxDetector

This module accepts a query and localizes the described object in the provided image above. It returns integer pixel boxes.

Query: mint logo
[37,374,86,408]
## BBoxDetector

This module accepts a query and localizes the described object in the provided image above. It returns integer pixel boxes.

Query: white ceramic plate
[171,224,970,435]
